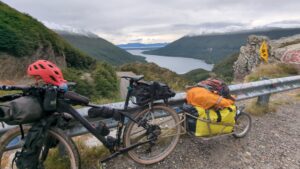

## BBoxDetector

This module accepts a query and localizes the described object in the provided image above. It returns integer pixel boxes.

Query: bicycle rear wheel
[124,105,181,165]
[0,126,80,169]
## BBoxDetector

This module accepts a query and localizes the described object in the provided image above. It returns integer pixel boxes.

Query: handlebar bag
[131,81,175,106]
[0,96,43,125]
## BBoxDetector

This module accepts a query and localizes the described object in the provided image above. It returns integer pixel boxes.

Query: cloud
[2,0,300,44]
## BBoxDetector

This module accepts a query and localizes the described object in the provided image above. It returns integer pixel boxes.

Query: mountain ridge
[57,32,146,65]
[118,43,168,50]
[145,27,300,64]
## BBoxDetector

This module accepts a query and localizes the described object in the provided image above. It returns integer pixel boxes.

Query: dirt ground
[103,91,300,169]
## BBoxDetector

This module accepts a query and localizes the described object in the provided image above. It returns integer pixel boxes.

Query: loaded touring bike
[0,75,182,169]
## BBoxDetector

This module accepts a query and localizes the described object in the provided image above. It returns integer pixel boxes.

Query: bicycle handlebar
[0,84,91,106]
[0,85,34,91]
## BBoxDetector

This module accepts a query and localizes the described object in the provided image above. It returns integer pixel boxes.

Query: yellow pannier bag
[194,105,236,137]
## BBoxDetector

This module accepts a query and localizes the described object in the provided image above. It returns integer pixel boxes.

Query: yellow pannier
[192,105,236,137]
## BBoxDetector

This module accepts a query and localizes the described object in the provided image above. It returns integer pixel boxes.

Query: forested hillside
[58,31,145,65]
[0,2,118,100]
[145,28,300,64]
[182,53,239,83]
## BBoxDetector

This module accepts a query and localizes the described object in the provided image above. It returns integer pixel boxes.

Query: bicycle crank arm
[100,138,154,163]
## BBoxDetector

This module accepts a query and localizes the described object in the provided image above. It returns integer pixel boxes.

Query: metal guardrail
[1,75,300,136]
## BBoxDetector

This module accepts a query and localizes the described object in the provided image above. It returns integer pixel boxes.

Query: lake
[128,50,213,74]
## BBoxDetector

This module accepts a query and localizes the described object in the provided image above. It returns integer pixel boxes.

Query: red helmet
[27,60,67,86]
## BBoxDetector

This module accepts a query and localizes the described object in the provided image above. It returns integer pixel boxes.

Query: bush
[62,62,119,101]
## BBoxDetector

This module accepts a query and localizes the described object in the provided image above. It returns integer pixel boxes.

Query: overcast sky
[3,0,300,44]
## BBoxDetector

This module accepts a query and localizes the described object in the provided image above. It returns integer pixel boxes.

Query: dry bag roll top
[0,96,43,125]
[186,87,234,110]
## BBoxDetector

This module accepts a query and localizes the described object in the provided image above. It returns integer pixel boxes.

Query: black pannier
[0,96,43,125]
[131,81,175,106]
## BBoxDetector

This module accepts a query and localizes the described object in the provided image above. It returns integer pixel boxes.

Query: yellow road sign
[259,41,269,63]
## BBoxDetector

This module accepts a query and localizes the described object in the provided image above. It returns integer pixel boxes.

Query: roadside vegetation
[245,89,299,115]
[245,63,299,82]
[76,139,109,169]
[63,62,119,103]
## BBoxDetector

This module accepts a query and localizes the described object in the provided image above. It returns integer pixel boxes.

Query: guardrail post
[257,94,271,106]
[256,77,271,106]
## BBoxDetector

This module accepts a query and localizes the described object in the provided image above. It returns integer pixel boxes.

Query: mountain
[144,28,300,64]
[0,2,118,99]
[118,43,168,50]
[56,30,146,65]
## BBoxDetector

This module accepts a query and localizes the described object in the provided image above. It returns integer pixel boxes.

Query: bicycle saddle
[121,75,144,82]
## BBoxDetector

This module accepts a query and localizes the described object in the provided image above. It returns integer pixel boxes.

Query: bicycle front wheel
[0,126,80,169]
[124,105,181,165]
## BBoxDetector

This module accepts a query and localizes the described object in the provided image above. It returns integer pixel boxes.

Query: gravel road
[103,91,300,169]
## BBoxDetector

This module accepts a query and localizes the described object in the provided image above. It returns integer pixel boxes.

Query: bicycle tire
[233,112,252,138]
[0,126,81,169]
[123,105,181,165]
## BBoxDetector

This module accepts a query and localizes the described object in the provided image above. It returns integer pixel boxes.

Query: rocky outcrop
[234,34,300,79]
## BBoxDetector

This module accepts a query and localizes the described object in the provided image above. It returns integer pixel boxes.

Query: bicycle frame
[58,100,153,162]
[0,80,159,163]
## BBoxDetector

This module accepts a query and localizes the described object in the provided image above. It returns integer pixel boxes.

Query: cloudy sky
[3,0,300,44]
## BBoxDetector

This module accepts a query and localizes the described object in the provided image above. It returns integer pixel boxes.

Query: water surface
[128,50,213,74]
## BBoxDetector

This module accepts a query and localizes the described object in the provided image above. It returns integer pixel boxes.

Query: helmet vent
[49,76,57,82]
[33,65,38,70]
[39,64,45,69]
[54,71,60,75]
[48,64,54,68]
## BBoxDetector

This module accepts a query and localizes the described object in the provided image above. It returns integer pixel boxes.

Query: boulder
[233,34,300,79]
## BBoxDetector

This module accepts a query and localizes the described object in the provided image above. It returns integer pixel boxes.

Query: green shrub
[63,62,119,101]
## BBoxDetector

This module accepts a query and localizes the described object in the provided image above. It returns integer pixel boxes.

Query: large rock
[233,34,300,79]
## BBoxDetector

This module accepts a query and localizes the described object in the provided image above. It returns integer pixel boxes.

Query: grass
[245,97,291,116]
[43,136,110,169]
[245,63,299,82]
[0,90,21,97]
[75,137,110,169]
[44,148,71,169]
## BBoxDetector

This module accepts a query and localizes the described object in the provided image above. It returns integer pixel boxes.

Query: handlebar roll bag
[64,91,89,105]
[0,96,43,125]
